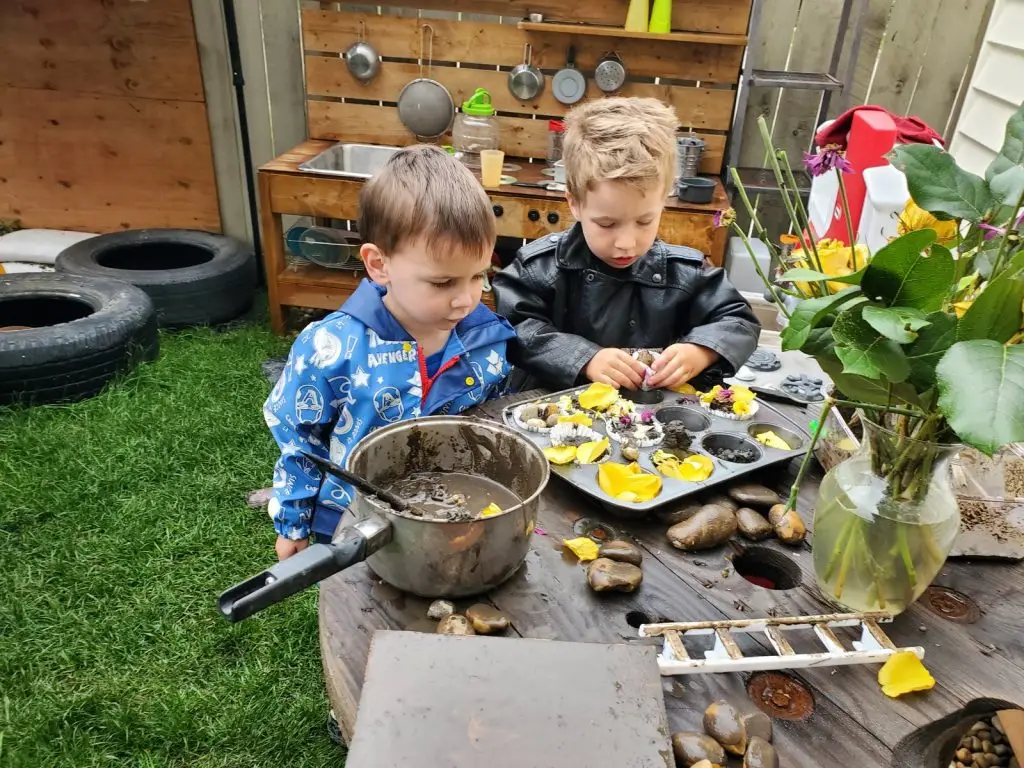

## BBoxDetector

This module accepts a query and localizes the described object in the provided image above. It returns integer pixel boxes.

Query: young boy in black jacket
[493,97,759,391]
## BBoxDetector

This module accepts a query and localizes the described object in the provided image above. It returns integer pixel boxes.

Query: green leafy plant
[722,106,1024,606]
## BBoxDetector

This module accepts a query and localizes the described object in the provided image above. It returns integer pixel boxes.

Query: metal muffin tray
[501,385,811,516]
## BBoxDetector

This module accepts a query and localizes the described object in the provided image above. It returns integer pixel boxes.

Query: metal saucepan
[345,21,380,83]
[218,416,550,622]
[552,45,586,106]
[397,24,455,139]
[508,43,544,102]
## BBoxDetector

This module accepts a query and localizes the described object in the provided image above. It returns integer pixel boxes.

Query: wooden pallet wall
[0,0,221,234]
[302,1,753,175]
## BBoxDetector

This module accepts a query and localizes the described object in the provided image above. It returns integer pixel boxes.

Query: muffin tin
[502,385,811,517]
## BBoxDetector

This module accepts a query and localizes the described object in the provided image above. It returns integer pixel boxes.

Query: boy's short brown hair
[358,144,496,259]
[563,97,679,200]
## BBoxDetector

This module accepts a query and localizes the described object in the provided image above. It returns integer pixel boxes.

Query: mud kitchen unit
[259,3,744,334]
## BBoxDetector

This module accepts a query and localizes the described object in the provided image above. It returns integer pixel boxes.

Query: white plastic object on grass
[0,228,98,265]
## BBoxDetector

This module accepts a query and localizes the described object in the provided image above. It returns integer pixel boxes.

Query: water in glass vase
[813,449,960,615]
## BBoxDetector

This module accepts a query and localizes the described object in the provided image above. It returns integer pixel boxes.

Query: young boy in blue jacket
[265,145,515,560]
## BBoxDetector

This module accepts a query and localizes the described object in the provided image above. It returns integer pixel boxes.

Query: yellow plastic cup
[480,149,505,189]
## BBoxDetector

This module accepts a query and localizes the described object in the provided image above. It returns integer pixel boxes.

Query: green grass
[0,320,345,767]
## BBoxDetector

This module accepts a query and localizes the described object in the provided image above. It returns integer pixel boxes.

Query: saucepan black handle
[218,519,389,622]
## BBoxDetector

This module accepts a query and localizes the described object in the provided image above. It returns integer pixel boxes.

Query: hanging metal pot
[397,24,455,140]
[508,43,544,102]
[345,21,380,83]
[594,51,627,93]
[552,46,586,106]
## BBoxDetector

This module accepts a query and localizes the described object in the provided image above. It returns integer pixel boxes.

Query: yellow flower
[953,300,974,318]
[578,382,619,411]
[700,385,723,404]
[897,200,959,245]
[733,400,752,416]
[480,503,503,518]
[791,238,870,294]
[652,451,714,481]
[598,462,662,503]
[576,438,609,465]
[877,651,936,698]
[558,412,593,427]
[670,382,699,395]
[563,537,600,561]
[730,385,756,403]
[543,445,577,465]
[755,430,791,450]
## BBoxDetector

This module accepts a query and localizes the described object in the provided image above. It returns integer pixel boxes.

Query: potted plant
[720,105,1024,614]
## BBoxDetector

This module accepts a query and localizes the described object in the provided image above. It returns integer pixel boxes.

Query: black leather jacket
[492,223,761,390]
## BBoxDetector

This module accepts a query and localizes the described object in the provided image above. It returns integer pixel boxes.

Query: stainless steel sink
[298,143,402,179]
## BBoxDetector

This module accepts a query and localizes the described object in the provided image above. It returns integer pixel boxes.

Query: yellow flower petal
[953,300,973,318]
[699,385,723,404]
[755,430,791,450]
[543,445,577,465]
[558,412,593,427]
[877,651,935,698]
[480,502,503,518]
[578,382,619,411]
[898,200,959,245]
[730,386,756,403]
[576,437,610,465]
[678,454,714,482]
[734,400,752,416]
[563,537,600,561]
[598,461,663,502]
[670,382,699,395]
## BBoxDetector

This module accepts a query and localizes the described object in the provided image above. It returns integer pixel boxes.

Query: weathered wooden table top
[319,393,1024,765]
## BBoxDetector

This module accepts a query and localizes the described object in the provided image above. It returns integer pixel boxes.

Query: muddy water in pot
[386,471,523,522]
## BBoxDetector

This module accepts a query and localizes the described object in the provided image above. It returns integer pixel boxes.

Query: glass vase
[812,413,961,615]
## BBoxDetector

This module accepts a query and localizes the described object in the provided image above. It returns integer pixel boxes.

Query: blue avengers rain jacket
[264,279,516,541]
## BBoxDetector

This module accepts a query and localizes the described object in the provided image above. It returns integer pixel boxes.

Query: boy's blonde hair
[358,144,496,258]
[563,97,679,200]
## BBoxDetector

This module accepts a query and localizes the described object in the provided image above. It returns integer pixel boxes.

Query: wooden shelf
[517,21,748,46]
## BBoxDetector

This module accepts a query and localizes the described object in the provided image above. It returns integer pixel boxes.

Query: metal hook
[358,20,366,42]
[420,24,434,78]
[523,42,532,66]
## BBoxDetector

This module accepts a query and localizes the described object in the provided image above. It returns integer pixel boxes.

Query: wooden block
[345,631,673,768]
[307,101,727,173]
[301,9,743,83]
[0,86,220,233]
[304,56,736,131]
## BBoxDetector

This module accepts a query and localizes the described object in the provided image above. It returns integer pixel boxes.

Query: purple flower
[619,414,633,427]
[713,208,736,229]
[804,145,853,177]
[533,526,548,536]
[640,410,655,424]
[980,222,1005,241]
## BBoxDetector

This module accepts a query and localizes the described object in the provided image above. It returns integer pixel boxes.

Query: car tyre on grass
[56,229,257,328]
[0,273,159,405]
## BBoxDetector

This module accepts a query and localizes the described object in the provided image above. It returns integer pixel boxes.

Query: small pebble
[465,604,509,635]
[598,539,643,566]
[436,614,475,635]
[919,625,927,632]
[427,599,455,620]
[972,722,989,734]
[586,558,643,592]
[957,748,972,762]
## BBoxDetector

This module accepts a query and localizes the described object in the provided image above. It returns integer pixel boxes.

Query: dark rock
[703,700,747,755]
[667,505,737,551]
[465,604,509,634]
[727,483,782,508]
[671,731,726,767]
[655,501,703,526]
[598,539,643,566]
[704,493,739,513]
[736,507,773,541]
[744,737,780,768]
[586,558,643,592]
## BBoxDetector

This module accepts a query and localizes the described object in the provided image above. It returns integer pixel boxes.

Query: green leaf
[818,356,921,407]
[937,340,1024,455]
[890,143,994,222]
[832,305,912,382]
[985,103,1024,198]
[860,233,954,312]
[778,267,864,285]
[905,311,958,391]
[802,325,837,358]
[989,165,1024,205]
[862,305,930,344]
[780,287,864,351]
[957,277,1024,343]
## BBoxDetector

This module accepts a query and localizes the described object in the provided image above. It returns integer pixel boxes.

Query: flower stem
[897,524,917,589]
[836,170,859,271]
[727,166,780,260]
[991,188,1024,277]
[782,398,834,513]
[830,399,924,418]
[728,222,792,318]
[824,515,857,582]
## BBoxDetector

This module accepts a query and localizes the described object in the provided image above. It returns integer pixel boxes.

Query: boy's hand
[276,535,310,561]
[584,348,647,390]
[647,343,719,389]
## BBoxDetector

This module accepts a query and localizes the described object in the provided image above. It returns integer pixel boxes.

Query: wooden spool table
[320,393,1024,764]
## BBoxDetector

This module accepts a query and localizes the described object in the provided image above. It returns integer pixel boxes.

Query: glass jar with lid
[452,88,500,167]
[547,119,566,165]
